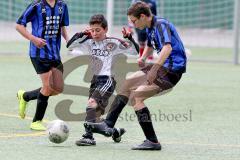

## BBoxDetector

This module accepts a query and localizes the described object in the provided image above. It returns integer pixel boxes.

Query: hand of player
[31,36,47,48]
[83,27,91,36]
[147,63,161,85]
[137,57,146,68]
[127,27,134,35]
[122,27,132,39]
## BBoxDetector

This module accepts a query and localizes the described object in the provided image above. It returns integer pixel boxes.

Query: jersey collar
[150,16,157,29]
[43,0,58,8]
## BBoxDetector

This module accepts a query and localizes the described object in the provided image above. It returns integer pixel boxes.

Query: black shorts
[89,75,116,108]
[141,65,183,91]
[31,58,63,74]
[135,28,148,42]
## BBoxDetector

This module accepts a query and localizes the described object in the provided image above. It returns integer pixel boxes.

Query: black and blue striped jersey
[16,0,69,60]
[147,16,186,72]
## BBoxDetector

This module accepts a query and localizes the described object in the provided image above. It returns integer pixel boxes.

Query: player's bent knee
[129,97,136,106]
[133,101,145,111]
[44,84,63,96]
[50,68,64,93]
[41,86,53,96]
[50,81,64,94]
[52,85,64,94]
[134,97,145,104]
[87,98,98,108]
[131,90,147,101]
[50,89,61,96]
[118,90,130,97]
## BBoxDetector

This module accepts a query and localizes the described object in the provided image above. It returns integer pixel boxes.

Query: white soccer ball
[47,120,69,144]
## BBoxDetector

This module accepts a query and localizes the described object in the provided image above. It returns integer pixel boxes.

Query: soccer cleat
[84,121,114,137]
[30,121,46,131]
[17,90,28,119]
[75,137,96,146]
[112,128,126,143]
[75,132,96,146]
[131,140,162,150]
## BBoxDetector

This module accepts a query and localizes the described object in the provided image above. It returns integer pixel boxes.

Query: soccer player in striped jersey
[16,0,69,131]
[85,1,187,150]
[67,14,139,146]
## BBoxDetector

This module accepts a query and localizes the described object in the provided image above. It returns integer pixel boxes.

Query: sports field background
[0,45,240,159]
[0,0,240,159]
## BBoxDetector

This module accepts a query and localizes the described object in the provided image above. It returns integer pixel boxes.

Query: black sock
[105,95,128,127]
[23,88,41,102]
[33,92,49,122]
[85,107,96,123]
[83,129,93,139]
[135,107,158,143]
[83,107,96,139]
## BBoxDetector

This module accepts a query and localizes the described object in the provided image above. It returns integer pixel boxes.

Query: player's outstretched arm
[66,31,92,54]
[66,32,86,49]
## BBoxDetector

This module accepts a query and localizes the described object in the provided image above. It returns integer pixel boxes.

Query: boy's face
[128,14,146,30]
[89,24,107,41]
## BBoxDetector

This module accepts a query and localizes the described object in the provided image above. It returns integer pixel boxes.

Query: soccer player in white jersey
[67,14,139,146]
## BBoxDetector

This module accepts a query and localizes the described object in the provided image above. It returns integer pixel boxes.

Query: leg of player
[84,71,147,136]
[83,94,127,138]
[104,71,147,128]
[130,66,181,150]
[92,91,126,143]
[30,71,51,131]
[31,67,64,131]
[17,88,41,119]
[76,98,97,146]
[130,84,161,150]
[49,67,64,95]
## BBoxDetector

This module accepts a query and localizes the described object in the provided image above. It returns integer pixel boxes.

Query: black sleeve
[126,34,139,53]
[66,32,84,48]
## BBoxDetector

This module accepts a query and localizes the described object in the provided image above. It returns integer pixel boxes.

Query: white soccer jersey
[68,34,138,76]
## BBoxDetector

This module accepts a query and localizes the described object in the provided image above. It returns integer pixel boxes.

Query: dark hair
[127,1,152,18]
[89,14,108,29]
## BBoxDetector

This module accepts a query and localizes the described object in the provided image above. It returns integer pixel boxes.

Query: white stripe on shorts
[99,78,112,96]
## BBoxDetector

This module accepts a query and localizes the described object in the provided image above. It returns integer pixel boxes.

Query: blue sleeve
[157,23,171,45]
[16,4,36,26]
[61,4,69,27]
